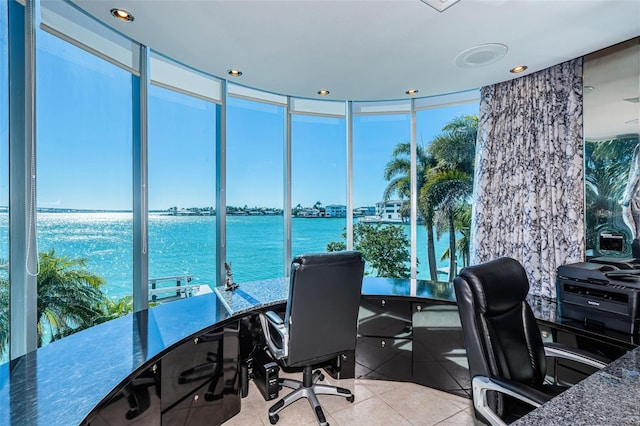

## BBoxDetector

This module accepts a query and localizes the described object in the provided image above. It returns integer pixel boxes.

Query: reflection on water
[0,212,454,299]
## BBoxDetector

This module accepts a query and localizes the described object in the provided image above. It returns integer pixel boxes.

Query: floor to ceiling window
[35,28,133,346]
[353,102,412,278]
[291,100,346,257]
[148,81,217,300]
[0,0,9,364]
[226,90,285,282]
[415,97,479,282]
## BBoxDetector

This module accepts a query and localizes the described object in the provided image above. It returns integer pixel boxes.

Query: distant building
[353,206,376,217]
[296,208,321,218]
[325,204,347,218]
[376,200,404,221]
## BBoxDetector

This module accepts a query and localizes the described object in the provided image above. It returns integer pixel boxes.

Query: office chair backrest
[285,251,365,367]
[454,257,547,415]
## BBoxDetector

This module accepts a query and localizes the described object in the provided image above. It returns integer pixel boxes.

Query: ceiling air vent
[420,0,461,12]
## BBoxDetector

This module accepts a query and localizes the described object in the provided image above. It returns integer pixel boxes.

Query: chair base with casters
[267,365,354,425]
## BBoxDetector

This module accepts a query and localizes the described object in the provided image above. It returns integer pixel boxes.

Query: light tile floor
[223,371,482,426]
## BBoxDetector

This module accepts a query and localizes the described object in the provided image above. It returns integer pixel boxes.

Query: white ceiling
[69,0,640,100]
[69,0,640,138]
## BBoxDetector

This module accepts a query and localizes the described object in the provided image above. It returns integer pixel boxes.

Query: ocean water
[4,212,453,299]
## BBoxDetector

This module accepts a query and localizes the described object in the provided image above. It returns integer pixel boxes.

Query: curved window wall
[3,0,486,363]
[148,84,218,300]
[415,101,479,281]
[226,94,285,282]
[0,0,8,364]
[35,28,133,346]
[353,102,412,278]
[291,101,347,256]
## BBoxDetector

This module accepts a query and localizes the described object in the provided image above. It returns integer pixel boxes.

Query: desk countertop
[0,277,454,426]
[512,345,640,425]
[0,276,636,426]
[213,276,458,316]
[0,293,230,426]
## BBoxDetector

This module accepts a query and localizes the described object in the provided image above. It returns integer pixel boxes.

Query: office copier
[557,257,640,334]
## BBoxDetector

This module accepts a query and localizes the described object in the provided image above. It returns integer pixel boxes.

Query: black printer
[556,258,640,334]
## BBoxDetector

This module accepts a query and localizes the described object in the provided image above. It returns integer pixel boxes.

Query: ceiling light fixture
[406,89,419,95]
[455,44,508,69]
[110,8,134,22]
[318,90,330,96]
[227,69,243,77]
[510,65,528,73]
[584,86,595,94]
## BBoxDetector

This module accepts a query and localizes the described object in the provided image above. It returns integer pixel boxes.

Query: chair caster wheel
[269,414,279,424]
[346,395,355,403]
[319,373,325,381]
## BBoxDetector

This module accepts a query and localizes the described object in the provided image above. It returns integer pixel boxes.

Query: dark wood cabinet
[86,322,241,426]
[356,297,413,381]
[356,296,469,394]
[358,297,412,339]
[85,364,162,426]
[355,295,639,399]
[411,301,470,397]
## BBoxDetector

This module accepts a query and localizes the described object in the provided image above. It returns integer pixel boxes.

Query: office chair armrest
[259,311,289,360]
[544,342,608,369]
[264,310,284,325]
[472,375,551,426]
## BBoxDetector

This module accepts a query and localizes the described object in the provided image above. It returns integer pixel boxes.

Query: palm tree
[384,142,439,281]
[438,204,472,269]
[36,249,105,345]
[423,170,473,279]
[421,115,477,279]
[95,295,133,324]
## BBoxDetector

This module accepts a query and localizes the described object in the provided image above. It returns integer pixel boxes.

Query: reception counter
[0,277,637,425]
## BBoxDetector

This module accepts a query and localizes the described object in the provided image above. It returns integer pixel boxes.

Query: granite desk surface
[512,345,640,426]
[0,276,635,425]
[0,277,453,426]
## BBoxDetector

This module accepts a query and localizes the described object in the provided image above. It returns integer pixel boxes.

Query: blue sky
[34,28,478,211]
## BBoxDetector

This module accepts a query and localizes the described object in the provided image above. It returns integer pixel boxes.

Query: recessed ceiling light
[406,89,419,95]
[318,90,330,96]
[227,69,243,77]
[110,8,134,22]
[510,65,528,73]
[455,44,508,69]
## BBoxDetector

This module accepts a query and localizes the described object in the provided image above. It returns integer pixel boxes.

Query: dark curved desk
[0,277,637,425]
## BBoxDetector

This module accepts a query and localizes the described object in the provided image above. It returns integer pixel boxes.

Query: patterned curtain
[470,58,584,299]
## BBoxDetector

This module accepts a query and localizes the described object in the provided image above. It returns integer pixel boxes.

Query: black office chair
[453,257,607,426]
[259,251,364,426]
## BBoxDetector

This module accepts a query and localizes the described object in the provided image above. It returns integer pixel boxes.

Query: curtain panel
[471,58,584,299]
